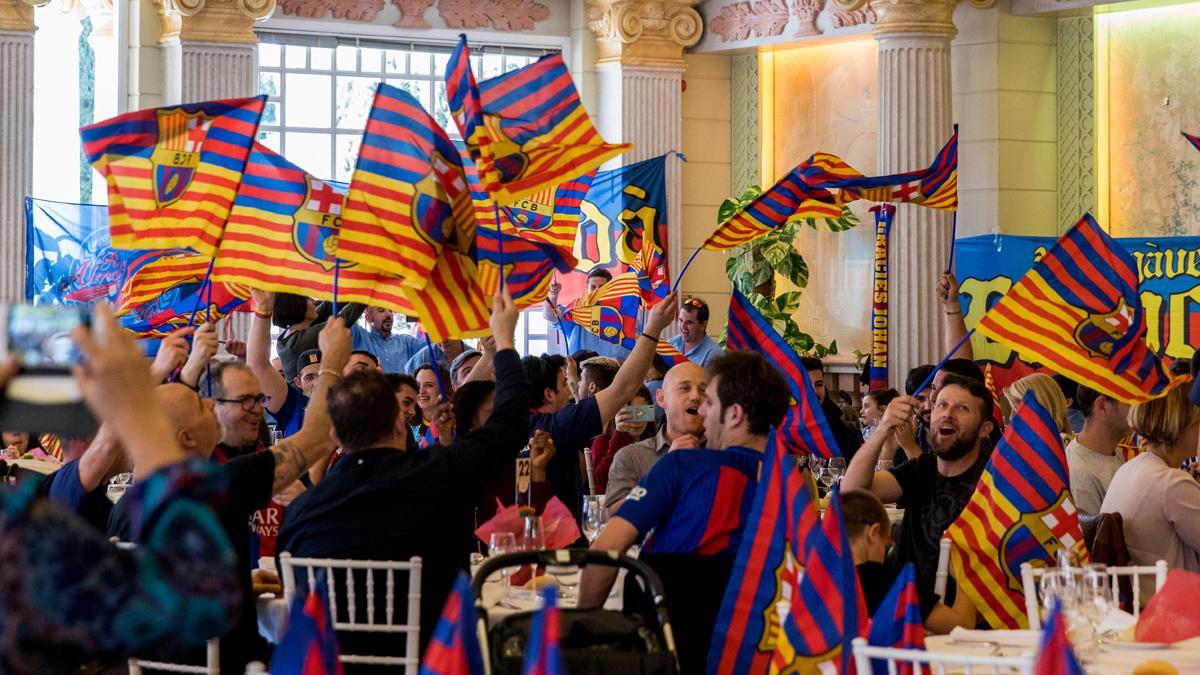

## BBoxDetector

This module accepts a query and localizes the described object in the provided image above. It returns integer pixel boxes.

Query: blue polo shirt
[559,321,631,359]
[403,345,451,375]
[351,324,422,374]
[617,445,761,556]
[267,385,307,439]
[668,334,723,366]
[531,396,603,518]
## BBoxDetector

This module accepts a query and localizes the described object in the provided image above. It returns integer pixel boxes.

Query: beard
[931,421,982,461]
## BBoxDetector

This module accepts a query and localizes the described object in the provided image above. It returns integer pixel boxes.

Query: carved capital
[868,0,956,39]
[0,0,48,31]
[586,0,702,69]
[157,0,276,44]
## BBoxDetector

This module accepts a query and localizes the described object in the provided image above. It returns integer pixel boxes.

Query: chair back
[852,637,1033,674]
[1078,511,1102,553]
[1090,512,1130,566]
[279,552,422,673]
[1020,560,1169,630]
[934,537,951,600]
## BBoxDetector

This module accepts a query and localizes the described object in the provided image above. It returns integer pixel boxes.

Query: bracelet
[639,332,658,342]
[944,309,961,316]
[254,310,272,319]
[317,368,342,379]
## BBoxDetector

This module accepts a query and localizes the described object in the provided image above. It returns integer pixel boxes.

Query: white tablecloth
[925,633,1200,673]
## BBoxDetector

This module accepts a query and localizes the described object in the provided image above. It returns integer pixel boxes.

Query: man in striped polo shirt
[578,350,790,607]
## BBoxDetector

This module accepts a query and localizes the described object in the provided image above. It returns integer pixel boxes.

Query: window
[256,35,555,355]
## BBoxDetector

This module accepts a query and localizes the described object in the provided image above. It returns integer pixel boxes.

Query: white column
[0,1,40,302]
[587,0,700,295]
[871,0,957,383]
[180,41,254,100]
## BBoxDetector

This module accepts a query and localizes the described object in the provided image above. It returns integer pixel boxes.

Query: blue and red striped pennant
[1183,131,1200,153]
[866,563,925,674]
[522,587,567,675]
[271,572,344,675]
[726,288,841,458]
[420,572,485,675]
[1033,601,1086,675]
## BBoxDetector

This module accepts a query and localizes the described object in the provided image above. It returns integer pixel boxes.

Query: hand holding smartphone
[623,404,655,424]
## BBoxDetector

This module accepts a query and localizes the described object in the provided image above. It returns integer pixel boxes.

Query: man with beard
[843,373,994,601]
[802,356,863,461]
[351,306,421,374]
[604,360,707,510]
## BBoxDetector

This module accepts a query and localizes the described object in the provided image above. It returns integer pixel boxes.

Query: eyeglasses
[215,394,268,411]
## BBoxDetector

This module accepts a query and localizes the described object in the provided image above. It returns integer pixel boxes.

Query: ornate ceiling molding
[866,0,955,38]
[158,0,277,44]
[391,0,432,27]
[587,0,703,69]
[440,0,548,30]
[0,0,48,31]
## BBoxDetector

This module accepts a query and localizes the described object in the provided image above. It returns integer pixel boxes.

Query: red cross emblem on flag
[892,180,924,202]
[306,179,343,215]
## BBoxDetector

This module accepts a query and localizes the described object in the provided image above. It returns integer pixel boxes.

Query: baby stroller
[471,549,680,675]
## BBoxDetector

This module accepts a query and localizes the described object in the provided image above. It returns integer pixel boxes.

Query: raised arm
[75,424,125,492]
[593,292,678,423]
[177,322,218,390]
[939,272,973,360]
[463,336,497,384]
[266,318,351,493]
[542,280,563,325]
[248,289,289,412]
[842,396,913,504]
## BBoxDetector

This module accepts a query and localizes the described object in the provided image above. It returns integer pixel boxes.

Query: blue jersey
[617,445,761,556]
[267,385,307,438]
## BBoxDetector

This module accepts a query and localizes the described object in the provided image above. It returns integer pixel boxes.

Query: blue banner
[955,232,1200,387]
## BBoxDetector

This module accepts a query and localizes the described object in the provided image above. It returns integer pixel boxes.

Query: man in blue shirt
[404,338,468,374]
[543,268,632,359]
[578,350,790,607]
[351,307,421,374]
[668,296,723,366]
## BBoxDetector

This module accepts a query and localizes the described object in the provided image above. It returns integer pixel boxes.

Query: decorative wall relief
[829,4,874,28]
[709,0,789,42]
[1056,16,1094,232]
[790,0,820,36]
[391,0,432,26]
[439,0,549,30]
[278,0,383,21]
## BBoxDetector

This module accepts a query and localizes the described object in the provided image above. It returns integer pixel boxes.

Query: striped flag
[419,572,485,675]
[1117,434,1142,463]
[984,364,1007,433]
[866,563,925,674]
[946,390,1088,629]
[726,289,842,458]
[117,253,214,310]
[1033,602,1086,675]
[81,96,265,255]
[562,271,653,349]
[802,130,959,211]
[504,173,593,254]
[521,587,567,675]
[446,35,630,205]
[976,213,1183,403]
[211,143,410,309]
[336,83,475,286]
[271,573,344,675]
[775,484,867,673]
[701,165,846,251]
[656,339,690,368]
[709,431,819,674]
[114,252,250,336]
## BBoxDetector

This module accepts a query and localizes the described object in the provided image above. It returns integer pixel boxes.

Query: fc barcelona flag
[81,96,265,255]
[521,587,567,675]
[866,563,925,674]
[726,289,842,458]
[801,129,958,211]
[420,572,485,675]
[336,83,475,286]
[656,339,690,368]
[775,484,867,674]
[708,431,819,674]
[1034,602,1086,675]
[446,35,629,205]
[270,573,344,675]
[701,162,846,251]
[114,252,249,337]
[946,391,1088,629]
[975,213,1182,403]
[211,143,410,309]
[505,172,593,255]
[562,271,652,349]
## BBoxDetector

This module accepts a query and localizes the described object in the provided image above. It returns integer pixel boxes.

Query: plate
[1103,640,1170,650]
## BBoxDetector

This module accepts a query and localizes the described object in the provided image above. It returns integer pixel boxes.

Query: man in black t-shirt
[842,373,994,605]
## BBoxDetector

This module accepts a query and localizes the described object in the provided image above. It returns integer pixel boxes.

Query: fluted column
[156,0,273,103]
[587,0,701,290]
[0,0,43,301]
[869,0,957,384]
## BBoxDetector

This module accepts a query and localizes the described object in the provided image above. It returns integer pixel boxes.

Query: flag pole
[945,211,958,274]
[188,257,217,327]
[332,263,341,317]
[673,248,703,292]
[912,328,976,395]
[493,201,505,292]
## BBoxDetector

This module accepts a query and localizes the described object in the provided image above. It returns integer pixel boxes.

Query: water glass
[582,496,608,544]
[826,457,846,487]
[489,532,517,600]
[106,472,133,504]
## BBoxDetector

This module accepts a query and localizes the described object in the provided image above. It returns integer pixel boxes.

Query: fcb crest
[482,114,529,183]
[999,490,1081,591]
[150,108,214,207]
[1073,297,1139,359]
[293,177,353,272]
[409,151,463,248]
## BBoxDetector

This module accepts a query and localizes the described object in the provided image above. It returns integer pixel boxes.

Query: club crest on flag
[151,108,213,207]
[757,548,801,652]
[411,152,464,249]
[1000,491,1080,590]
[1073,297,1137,359]
[292,177,354,272]
[480,114,529,183]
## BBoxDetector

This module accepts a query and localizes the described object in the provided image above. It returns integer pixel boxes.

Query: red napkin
[474,496,581,550]
[1135,569,1200,643]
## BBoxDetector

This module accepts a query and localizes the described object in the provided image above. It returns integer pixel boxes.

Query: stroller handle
[472,548,668,604]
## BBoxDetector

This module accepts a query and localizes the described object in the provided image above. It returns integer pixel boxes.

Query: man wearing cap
[668,297,722,366]
[451,349,482,388]
[351,306,421,374]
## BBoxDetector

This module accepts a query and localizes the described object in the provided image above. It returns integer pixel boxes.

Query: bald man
[605,361,708,511]
[155,383,224,459]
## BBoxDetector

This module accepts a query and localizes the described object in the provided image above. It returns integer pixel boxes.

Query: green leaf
[783,253,809,288]
[718,196,742,223]
[761,242,789,265]
[774,291,803,314]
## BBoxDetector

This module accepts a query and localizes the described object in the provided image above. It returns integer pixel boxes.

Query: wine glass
[826,457,846,487]
[489,532,517,604]
[106,472,133,504]
[1081,565,1113,641]
[582,496,608,544]
[816,458,834,491]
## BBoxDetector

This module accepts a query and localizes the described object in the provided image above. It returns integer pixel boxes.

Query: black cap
[296,349,322,373]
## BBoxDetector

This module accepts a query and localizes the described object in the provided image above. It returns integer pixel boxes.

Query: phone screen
[625,404,655,423]
[8,305,86,370]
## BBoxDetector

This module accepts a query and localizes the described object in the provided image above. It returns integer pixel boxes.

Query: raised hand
[180,322,218,387]
[149,326,193,383]
[643,291,679,338]
[317,317,352,373]
[490,288,518,351]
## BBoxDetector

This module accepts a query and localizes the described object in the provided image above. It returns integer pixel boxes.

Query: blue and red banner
[420,572,485,675]
[866,563,925,674]
[869,205,894,390]
[271,573,344,675]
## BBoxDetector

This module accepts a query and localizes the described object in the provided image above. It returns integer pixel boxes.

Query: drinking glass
[1081,565,1113,636]
[106,472,133,504]
[488,532,517,603]
[826,457,846,487]
[816,458,834,491]
[582,496,608,544]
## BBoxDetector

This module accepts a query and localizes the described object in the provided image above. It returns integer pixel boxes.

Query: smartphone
[0,304,89,406]
[624,404,655,424]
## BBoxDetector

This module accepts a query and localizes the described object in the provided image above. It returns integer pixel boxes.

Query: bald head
[659,362,707,439]
[155,384,221,459]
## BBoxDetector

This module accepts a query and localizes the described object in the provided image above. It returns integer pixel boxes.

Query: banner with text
[956,233,1200,392]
